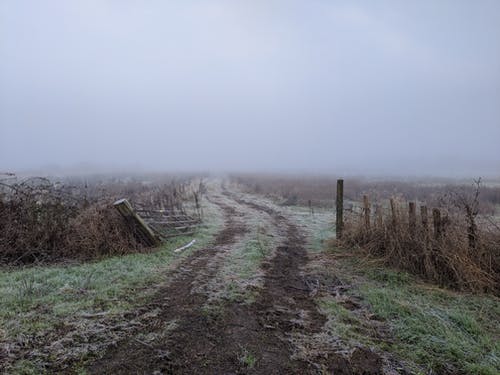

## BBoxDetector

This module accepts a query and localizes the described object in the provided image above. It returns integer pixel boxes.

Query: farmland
[2,1,500,374]
[0,174,498,374]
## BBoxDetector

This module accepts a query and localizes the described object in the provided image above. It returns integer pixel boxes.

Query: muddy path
[87,197,248,374]
[155,196,328,374]
[87,191,350,374]
[227,196,360,374]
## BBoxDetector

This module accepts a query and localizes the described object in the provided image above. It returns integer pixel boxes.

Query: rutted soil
[87,192,385,374]
[159,200,326,374]
[87,199,247,374]
[229,197,373,374]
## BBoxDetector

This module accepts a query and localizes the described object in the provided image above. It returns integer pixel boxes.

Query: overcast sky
[1,0,499,176]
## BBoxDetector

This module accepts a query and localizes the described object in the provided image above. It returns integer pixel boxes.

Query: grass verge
[329,249,500,374]
[0,197,223,373]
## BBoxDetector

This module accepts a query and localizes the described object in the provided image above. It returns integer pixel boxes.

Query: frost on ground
[2,180,496,374]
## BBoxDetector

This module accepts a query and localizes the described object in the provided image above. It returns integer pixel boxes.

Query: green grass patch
[360,280,499,374]
[212,224,273,304]
[318,297,372,345]
[239,347,257,369]
[330,249,500,374]
[283,205,335,253]
[237,229,269,279]
[0,237,214,340]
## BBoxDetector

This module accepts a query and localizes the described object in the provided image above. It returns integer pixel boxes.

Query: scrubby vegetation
[340,181,500,293]
[0,174,203,264]
[234,174,500,293]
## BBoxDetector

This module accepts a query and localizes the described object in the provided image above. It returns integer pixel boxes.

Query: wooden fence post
[363,195,371,230]
[114,199,160,247]
[336,179,344,239]
[408,202,416,237]
[390,198,397,227]
[432,208,442,240]
[420,205,428,231]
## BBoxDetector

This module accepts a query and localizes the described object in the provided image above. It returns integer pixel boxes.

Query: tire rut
[160,196,327,374]
[88,194,332,374]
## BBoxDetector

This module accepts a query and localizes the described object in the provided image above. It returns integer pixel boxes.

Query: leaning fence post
[363,195,371,230]
[336,179,344,239]
[432,208,442,240]
[114,199,160,247]
[408,202,416,237]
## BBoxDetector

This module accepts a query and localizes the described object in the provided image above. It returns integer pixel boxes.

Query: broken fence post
[113,199,160,247]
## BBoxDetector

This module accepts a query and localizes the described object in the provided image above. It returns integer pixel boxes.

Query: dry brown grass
[340,198,500,293]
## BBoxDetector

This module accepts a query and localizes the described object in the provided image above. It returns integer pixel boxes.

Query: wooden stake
[420,205,428,231]
[432,208,442,240]
[336,179,344,239]
[390,198,397,227]
[420,205,429,246]
[114,199,160,247]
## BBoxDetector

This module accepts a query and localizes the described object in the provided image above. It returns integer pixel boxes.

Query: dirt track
[87,190,376,374]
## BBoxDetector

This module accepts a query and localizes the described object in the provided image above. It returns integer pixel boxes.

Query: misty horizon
[1,1,499,177]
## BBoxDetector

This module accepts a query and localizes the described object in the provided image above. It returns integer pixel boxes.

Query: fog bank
[1,1,499,177]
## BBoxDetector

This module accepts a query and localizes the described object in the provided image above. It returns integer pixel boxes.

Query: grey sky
[1,0,499,176]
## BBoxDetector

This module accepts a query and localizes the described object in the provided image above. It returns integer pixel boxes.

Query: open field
[1,175,499,374]
[3,2,500,373]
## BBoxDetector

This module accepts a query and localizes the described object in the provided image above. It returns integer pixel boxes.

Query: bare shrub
[0,174,202,265]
